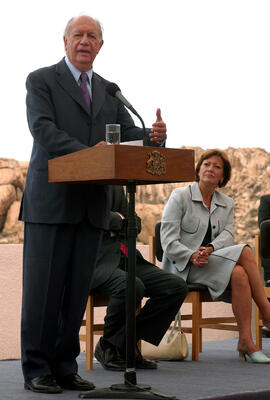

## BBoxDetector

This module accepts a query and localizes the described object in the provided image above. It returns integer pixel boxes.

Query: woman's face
[198,155,224,187]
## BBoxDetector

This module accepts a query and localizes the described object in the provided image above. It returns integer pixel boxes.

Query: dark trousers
[21,220,102,381]
[92,257,188,351]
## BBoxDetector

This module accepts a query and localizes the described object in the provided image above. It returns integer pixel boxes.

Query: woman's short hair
[195,149,231,187]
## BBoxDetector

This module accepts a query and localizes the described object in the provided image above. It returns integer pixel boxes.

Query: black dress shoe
[24,375,63,394]
[56,374,95,391]
[135,347,157,369]
[95,338,126,371]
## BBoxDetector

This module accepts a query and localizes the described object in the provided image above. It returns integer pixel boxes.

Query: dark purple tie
[80,72,91,109]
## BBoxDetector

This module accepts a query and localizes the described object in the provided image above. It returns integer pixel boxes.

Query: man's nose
[80,33,90,44]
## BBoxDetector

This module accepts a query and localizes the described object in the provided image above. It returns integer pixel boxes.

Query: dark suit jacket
[20,58,152,230]
[259,195,270,226]
[258,194,270,277]
[91,185,147,290]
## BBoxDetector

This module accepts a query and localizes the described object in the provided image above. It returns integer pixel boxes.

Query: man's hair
[64,15,103,40]
[195,149,231,187]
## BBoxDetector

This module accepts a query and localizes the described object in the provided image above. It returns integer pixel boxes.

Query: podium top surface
[48,145,195,185]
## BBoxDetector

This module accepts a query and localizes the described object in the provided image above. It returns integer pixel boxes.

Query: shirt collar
[64,56,93,84]
[191,182,226,208]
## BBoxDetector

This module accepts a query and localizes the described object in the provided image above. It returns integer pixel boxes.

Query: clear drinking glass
[105,124,120,144]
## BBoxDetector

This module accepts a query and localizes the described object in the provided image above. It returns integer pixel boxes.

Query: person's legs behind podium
[93,256,188,371]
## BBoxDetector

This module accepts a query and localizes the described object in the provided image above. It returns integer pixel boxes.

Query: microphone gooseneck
[106,82,147,145]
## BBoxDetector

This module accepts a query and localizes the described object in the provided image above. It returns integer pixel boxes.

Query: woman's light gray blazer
[161,182,235,278]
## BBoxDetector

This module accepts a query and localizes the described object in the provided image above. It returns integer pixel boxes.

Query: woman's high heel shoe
[239,350,270,363]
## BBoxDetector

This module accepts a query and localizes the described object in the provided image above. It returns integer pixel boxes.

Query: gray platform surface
[2,339,270,400]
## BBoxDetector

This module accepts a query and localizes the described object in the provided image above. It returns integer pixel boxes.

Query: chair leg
[255,305,263,350]
[254,234,263,350]
[84,297,142,369]
[191,293,201,361]
[85,296,94,370]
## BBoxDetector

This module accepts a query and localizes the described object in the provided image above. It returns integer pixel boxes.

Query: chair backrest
[260,219,270,259]
[155,222,163,262]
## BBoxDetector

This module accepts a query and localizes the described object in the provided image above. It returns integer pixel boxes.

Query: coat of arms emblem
[146,150,166,176]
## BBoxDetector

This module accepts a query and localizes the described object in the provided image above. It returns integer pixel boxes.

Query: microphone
[106,82,137,115]
[106,82,147,145]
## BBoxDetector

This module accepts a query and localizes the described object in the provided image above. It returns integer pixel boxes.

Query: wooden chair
[149,222,239,361]
[255,219,270,349]
[79,294,109,370]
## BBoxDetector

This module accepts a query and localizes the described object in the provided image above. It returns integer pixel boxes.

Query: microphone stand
[138,116,148,147]
[128,108,148,146]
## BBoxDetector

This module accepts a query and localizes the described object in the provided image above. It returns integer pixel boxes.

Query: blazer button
[213,225,216,229]
[173,261,176,264]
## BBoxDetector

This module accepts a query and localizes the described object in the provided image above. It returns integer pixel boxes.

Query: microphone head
[106,82,121,97]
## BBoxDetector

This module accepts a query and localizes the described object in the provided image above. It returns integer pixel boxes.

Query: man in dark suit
[258,195,270,285]
[91,186,188,371]
[20,15,167,394]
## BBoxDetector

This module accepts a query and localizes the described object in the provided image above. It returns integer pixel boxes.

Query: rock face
[1,147,270,247]
[0,159,25,243]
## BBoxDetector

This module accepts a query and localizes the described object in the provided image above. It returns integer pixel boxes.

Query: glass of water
[106,124,120,144]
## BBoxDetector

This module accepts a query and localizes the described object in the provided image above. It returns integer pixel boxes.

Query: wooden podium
[49,145,194,400]
[48,145,194,185]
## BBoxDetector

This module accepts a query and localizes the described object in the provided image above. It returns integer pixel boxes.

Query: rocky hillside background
[1,147,270,247]
[0,159,27,243]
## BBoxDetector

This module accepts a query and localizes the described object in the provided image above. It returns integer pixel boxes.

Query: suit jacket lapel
[55,58,90,115]
[91,73,106,120]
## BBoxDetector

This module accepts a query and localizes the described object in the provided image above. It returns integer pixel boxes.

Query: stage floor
[2,339,270,400]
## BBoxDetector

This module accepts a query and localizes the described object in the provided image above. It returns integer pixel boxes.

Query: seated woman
[160,148,270,363]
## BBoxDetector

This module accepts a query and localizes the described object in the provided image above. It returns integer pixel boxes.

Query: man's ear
[97,40,104,53]
[63,36,68,52]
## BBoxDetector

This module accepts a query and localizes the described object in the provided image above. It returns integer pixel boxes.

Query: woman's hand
[190,246,213,268]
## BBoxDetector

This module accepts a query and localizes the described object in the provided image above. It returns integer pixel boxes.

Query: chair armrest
[148,235,156,264]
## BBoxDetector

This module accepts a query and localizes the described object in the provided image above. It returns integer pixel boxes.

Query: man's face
[64,16,103,72]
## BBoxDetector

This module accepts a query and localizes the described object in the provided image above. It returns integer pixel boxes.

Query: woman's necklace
[203,197,211,210]
[199,183,213,211]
